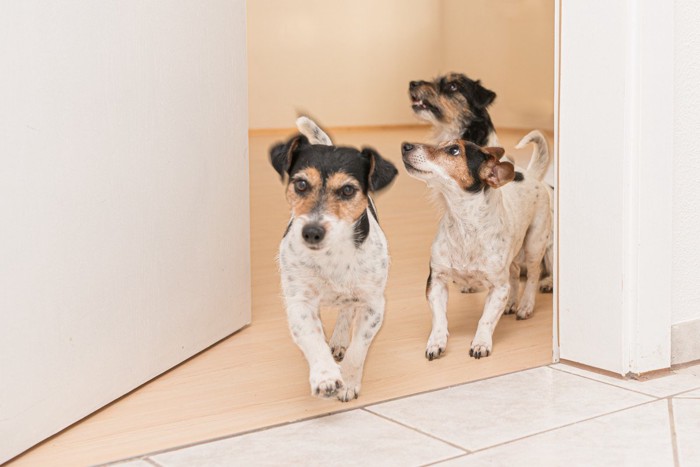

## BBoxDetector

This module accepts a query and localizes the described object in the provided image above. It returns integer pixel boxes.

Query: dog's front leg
[425,272,449,360]
[470,283,509,359]
[286,299,344,398]
[329,306,354,362]
[337,295,385,402]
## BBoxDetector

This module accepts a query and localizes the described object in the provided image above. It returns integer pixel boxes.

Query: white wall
[0,1,250,462]
[247,0,554,131]
[672,0,700,363]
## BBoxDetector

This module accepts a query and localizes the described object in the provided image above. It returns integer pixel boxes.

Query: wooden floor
[11,127,553,467]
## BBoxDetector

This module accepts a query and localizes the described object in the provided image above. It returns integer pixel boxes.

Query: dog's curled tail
[516,130,550,182]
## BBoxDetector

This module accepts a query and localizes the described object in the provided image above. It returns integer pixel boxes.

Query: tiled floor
[107,362,700,467]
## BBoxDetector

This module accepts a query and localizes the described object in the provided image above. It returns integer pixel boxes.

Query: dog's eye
[294,179,309,193]
[340,185,356,199]
[448,145,461,156]
[448,82,458,92]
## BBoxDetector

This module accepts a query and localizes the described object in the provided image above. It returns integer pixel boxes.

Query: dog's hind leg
[337,296,385,402]
[329,306,354,362]
[286,299,344,398]
[539,237,554,293]
[517,225,549,320]
[505,256,522,315]
[425,271,449,360]
[470,282,509,358]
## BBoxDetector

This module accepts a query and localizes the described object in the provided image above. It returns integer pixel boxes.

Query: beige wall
[247,0,442,129]
[442,0,555,130]
[248,0,554,131]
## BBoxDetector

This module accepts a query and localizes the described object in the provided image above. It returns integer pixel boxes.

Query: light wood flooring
[10,126,553,466]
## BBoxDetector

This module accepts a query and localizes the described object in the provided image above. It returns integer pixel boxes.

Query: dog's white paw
[337,383,360,402]
[309,367,344,398]
[539,276,553,293]
[425,333,448,361]
[504,298,518,315]
[516,300,535,320]
[469,336,492,359]
[460,286,483,293]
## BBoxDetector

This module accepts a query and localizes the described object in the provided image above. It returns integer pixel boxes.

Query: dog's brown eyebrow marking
[425,141,477,191]
[324,172,368,223]
[287,168,322,217]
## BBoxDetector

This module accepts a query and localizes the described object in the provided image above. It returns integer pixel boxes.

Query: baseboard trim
[672,318,700,365]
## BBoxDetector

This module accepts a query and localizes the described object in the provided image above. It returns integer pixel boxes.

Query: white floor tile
[150,409,463,467]
[552,363,700,397]
[672,398,700,467]
[434,400,673,467]
[367,366,652,451]
[676,362,700,377]
[676,387,700,398]
[107,460,154,467]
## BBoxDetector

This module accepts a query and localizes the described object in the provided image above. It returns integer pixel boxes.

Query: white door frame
[556,0,674,376]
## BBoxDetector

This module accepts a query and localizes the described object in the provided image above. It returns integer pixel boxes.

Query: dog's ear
[479,150,514,188]
[483,146,505,159]
[471,80,496,109]
[296,116,332,146]
[269,134,308,181]
[362,147,398,192]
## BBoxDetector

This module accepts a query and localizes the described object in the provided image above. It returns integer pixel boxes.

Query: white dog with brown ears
[270,117,398,401]
[401,133,551,360]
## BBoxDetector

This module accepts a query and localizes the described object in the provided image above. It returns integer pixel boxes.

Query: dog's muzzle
[302,223,326,247]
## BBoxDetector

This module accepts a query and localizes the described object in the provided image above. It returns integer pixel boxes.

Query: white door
[557,0,673,375]
[0,1,250,462]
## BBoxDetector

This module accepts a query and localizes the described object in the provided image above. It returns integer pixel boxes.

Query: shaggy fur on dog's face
[270,135,397,249]
[409,73,497,146]
[401,140,514,194]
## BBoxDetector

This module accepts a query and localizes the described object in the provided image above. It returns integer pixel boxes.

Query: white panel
[558,0,627,373]
[672,0,700,326]
[634,0,673,372]
[559,0,673,374]
[0,1,250,462]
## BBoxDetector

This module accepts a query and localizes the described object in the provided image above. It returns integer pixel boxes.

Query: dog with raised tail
[401,131,551,360]
[270,117,398,401]
[409,73,554,292]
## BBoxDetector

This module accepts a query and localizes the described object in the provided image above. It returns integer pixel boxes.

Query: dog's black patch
[411,73,497,147]
[514,172,524,182]
[464,144,491,193]
[441,75,497,147]
[353,210,370,247]
[425,265,433,298]
[271,139,397,195]
[367,197,378,222]
[282,219,292,238]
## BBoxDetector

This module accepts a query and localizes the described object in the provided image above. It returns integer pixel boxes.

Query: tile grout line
[383,397,666,460]
[102,364,555,465]
[670,385,700,398]
[548,364,684,399]
[361,408,471,455]
[144,457,165,467]
[667,399,681,467]
[420,453,470,467]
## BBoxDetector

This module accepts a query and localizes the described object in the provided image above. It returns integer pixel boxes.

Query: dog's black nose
[302,223,326,245]
[402,142,415,154]
[409,81,420,89]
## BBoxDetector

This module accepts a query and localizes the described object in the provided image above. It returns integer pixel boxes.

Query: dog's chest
[279,226,388,303]
[431,210,512,280]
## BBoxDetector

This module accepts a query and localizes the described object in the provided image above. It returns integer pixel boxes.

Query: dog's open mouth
[411,98,429,112]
